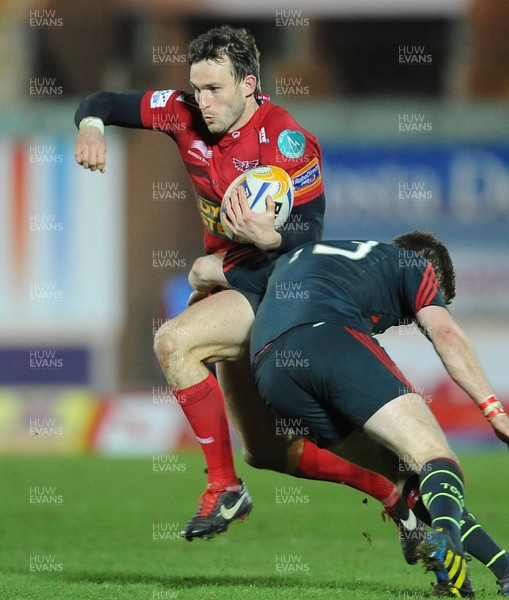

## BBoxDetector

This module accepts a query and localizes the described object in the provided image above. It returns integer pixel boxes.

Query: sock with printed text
[406,479,509,579]
[419,458,465,550]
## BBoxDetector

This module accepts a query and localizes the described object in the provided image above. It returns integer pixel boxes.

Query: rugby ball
[220,165,294,240]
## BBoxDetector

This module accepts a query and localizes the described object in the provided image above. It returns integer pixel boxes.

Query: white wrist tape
[79,117,105,135]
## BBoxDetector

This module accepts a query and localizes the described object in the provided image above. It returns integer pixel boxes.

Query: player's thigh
[253,330,349,449]
[363,394,457,469]
[155,289,254,362]
[254,322,426,450]
[313,324,457,467]
[217,358,298,472]
[331,429,408,486]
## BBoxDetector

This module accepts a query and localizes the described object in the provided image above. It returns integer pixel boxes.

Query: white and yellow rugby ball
[220,165,294,240]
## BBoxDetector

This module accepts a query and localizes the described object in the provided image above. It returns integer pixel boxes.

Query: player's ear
[243,75,257,98]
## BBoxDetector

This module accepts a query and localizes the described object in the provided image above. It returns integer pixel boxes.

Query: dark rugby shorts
[223,246,278,313]
[253,322,414,448]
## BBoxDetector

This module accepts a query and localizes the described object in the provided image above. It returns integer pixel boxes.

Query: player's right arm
[416,304,509,446]
[74,91,146,172]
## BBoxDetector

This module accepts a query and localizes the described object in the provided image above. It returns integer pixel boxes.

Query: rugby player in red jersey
[74,25,417,547]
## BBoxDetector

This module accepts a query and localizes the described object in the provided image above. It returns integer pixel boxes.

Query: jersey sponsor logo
[197,195,229,239]
[259,127,270,144]
[291,157,322,197]
[150,89,175,108]
[232,157,260,172]
[277,129,306,159]
[188,140,212,165]
[190,140,213,159]
[187,150,209,164]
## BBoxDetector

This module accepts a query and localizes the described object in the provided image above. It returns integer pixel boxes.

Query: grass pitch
[0,451,507,600]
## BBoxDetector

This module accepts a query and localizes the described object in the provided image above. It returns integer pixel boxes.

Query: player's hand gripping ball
[220,165,294,240]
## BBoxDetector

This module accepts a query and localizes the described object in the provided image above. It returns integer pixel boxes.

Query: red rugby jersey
[140,90,324,254]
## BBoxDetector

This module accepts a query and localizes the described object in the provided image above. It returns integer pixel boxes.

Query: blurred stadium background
[1,0,508,455]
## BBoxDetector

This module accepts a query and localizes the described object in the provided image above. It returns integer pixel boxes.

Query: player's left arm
[277,192,325,251]
[417,305,509,446]
[221,187,324,251]
[223,123,325,250]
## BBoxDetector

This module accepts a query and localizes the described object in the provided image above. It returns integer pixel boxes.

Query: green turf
[0,451,507,600]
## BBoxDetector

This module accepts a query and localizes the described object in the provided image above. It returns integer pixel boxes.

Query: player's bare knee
[400,446,458,472]
[153,318,187,363]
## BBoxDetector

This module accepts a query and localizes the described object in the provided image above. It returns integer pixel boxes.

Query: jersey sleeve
[278,192,324,252]
[260,107,326,250]
[262,107,324,207]
[288,149,324,206]
[140,89,192,138]
[74,91,145,128]
[405,261,448,314]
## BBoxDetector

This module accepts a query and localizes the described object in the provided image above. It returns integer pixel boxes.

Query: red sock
[173,371,239,488]
[294,439,399,507]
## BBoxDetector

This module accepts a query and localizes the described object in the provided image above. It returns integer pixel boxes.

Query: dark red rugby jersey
[250,241,448,358]
[140,89,324,254]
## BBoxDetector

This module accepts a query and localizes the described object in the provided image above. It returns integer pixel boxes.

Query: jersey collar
[217,97,271,147]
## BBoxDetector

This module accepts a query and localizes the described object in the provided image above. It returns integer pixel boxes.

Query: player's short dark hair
[188,25,261,93]
[392,230,456,304]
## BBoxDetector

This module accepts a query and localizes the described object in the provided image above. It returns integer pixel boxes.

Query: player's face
[190,58,256,135]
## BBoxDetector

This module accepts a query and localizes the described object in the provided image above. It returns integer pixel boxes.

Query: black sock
[461,511,509,580]
[419,458,465,550]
